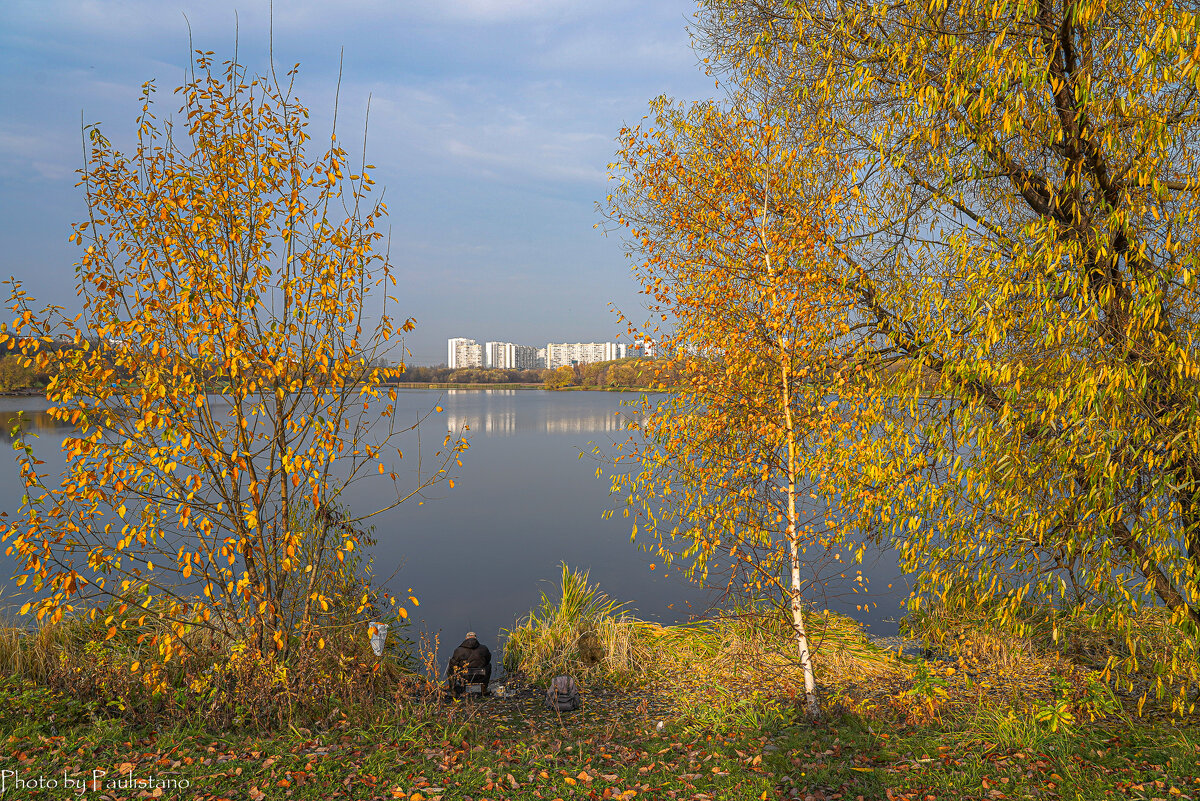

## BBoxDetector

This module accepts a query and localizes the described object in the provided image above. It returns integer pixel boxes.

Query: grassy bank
[1,569,1198,799]
[3,678,1196,800]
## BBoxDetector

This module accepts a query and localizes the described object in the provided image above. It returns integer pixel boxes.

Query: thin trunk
[784,375,820,719]
[759,133,819,719]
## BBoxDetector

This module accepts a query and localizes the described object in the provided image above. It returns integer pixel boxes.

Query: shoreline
[1,384,664,397]
[389,382,655,391]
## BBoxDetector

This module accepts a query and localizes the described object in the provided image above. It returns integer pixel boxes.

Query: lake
[0,390,906,670]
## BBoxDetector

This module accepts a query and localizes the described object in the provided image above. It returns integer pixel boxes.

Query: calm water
[0,390,906,670]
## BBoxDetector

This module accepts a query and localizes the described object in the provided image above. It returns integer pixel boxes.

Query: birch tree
[605,87,865,717]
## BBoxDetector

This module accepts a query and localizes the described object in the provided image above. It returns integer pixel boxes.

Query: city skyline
[445,336,642,369]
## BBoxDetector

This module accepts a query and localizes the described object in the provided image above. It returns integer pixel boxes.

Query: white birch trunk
[785,414,820,719]
[760,133,819,719]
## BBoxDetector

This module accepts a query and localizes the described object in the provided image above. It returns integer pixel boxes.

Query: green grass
[0,686,779,801]
[4,671,1198,800]
[764,707,1200,800]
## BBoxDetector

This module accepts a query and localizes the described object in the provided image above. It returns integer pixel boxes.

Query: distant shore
[0,384,661,397]
[388,382,653,392]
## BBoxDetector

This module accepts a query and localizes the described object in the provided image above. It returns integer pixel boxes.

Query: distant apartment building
[628,339,655,359]
[447,337,483,369]
[545,341,627,369]
[484,341,539,370]
[450,337,634,370]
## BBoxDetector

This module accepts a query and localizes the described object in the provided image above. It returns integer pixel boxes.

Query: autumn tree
[605,85,865,717]
[544,365,579,389]
[693,0,1200,709]
[0,51,464,669]
[0,354,35,392]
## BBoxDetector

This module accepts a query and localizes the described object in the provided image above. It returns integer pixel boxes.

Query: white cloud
[1,0,710,363]
[0,123,78,182]
[359,77,613,190]
[535,23,700,74]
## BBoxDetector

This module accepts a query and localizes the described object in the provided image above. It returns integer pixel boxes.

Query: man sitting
[446,631,492,696]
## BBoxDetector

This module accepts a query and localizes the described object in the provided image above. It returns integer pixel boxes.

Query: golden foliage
[686,0,1200,711]
[604,79,874,716]
[0,51,465,668]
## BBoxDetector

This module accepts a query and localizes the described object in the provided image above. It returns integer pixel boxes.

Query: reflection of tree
[0,411,72,444]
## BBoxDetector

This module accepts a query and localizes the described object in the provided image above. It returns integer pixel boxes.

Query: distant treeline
[393,358,676,390]
[0,354,46,392]
[0,336,87,392]
[392,365,546,384]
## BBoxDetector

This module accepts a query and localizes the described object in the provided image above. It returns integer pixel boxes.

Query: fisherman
[446,631,492,696]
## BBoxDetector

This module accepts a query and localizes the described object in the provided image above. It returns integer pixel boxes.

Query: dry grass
[904,591,1199,709]
[0,605,425,729]
[502,565,902,728]
[645,607,900,713]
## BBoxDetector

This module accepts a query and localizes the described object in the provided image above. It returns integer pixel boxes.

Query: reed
[502,563,659,685]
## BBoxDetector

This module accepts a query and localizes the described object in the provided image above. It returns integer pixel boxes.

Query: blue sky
[0,0,714,365]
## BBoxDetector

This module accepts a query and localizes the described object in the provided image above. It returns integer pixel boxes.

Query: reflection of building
[545,342,627,369]
[484,341,539,370]
[444,401,642,437]
[543,411,630,434]
[447,338,483,369]
[445,409,517,435]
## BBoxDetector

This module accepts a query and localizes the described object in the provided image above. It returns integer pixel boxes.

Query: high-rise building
[451,337,636,370]
[485,341,539,370]
[627,339,656,359]
[447,337,483,369]
[545,341,627,369]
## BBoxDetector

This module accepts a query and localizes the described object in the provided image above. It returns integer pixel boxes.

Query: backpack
[545,675,580,712]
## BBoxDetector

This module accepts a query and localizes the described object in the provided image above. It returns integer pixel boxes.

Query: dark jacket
[447,637,492,681]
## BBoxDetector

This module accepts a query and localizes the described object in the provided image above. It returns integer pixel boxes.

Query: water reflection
[0,390,906,667]
[443,397,640,436]
[0,409,74,443]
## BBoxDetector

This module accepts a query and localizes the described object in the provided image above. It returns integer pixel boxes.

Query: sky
[0,0,715,365]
